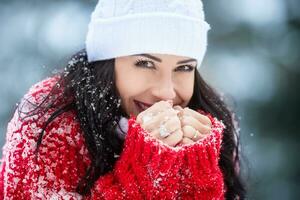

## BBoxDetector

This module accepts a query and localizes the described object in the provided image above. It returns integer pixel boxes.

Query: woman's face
[115,53,197,117]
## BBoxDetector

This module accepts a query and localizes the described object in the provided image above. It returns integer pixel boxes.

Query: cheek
[115,65,149,114]
[175,75,194,102]
[115,70,133,112]
[116,70,148,98]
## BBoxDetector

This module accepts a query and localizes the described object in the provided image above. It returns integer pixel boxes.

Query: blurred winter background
[0,0,299,199]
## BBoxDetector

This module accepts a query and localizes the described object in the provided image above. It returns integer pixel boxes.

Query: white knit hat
[86,0,210,66]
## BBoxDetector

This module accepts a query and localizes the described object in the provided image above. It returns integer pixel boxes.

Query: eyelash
[134,59,195,72]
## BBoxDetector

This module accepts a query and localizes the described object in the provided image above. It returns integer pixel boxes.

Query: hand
[174,105,212,146]
[136,100,183,147]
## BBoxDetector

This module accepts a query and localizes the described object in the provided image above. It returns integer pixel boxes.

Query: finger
[162,129,183,147]
[182,107,212,126]
[182,125,205,141]
[166,100,174,106]
[162,116,181,134]
[142,109,178,132]
[173,105,183,112]
[136,100,173,123]
[181,116,211,135]
[149,115,181,138]
[181,137,194,145]
[174,105,184,118]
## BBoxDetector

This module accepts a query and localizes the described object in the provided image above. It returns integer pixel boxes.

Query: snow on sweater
[0,76,226,199]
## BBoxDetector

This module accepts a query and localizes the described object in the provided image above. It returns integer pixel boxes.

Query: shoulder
[8,74,67,140]
[1,75,91,198]
[4,74,89,161]
[14,74,86,152]
[22,74,62,107]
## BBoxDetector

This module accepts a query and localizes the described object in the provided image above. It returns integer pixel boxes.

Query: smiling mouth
[134,100,152,112]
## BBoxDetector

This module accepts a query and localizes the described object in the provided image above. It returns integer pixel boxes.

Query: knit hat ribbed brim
[86,0,210,67]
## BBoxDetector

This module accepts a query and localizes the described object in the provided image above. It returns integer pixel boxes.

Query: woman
[0,0,246,199]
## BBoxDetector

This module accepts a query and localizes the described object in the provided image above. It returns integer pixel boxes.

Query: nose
[151,75,176,101]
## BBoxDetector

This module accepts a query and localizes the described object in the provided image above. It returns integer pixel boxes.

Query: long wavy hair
[19,49,246,199]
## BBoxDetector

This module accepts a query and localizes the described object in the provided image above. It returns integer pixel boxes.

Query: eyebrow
[133,54,197,65]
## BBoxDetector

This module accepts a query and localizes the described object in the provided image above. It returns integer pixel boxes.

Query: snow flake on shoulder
[1,75,92,199]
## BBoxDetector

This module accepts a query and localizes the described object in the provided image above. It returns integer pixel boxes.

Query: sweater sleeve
[88,112,226,200]
[178,112,226,199]
[0,77,91,200]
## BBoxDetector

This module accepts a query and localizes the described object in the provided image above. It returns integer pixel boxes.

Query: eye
[134,59,155,69]
[175,65,195,72]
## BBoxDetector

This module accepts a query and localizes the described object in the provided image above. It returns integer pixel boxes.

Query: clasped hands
[136,100,212,147]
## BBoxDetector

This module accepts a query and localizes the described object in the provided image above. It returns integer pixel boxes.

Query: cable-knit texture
[0,76,225,199]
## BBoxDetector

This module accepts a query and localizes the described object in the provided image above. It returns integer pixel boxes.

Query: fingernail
[174,110,180,115]
[167,100,173,106]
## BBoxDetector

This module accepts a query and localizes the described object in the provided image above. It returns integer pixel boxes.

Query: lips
[134,100,152,112]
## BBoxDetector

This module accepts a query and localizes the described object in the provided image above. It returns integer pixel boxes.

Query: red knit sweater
[0,76,226,199]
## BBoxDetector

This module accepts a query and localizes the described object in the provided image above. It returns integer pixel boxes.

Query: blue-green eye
[134,59,195,72]
[134,59,155,69]
[175,65,195,72]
